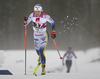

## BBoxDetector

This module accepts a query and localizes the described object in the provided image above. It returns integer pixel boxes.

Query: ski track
[0,48,100,79]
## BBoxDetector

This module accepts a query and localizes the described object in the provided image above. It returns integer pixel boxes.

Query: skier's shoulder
[66,51,69,53]
[65,51,68,54]
[29,12,37,17]
[70,51,74,53]
[28,12,34,17]
[42,13,47,15]
[42,13,50,18]
[71,51,75,54]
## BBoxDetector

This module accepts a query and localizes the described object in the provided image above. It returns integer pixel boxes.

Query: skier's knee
[42,64,45,69]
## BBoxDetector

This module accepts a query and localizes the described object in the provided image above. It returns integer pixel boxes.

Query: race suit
[62,51,77,73]
[26,12,55,65]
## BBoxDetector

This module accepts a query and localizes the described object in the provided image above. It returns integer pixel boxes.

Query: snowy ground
[0,48,100,79]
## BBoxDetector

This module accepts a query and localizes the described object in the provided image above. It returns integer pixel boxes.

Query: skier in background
[62,47,77,73]
[24,4,56,75]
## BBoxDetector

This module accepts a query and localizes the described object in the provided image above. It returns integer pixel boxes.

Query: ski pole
[24,21,27,75]
[53,39,63,59]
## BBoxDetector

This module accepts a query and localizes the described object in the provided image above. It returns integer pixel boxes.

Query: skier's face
[35,11,42,17]
[68,50,71,53]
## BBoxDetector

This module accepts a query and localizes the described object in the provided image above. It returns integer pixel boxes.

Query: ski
[34,73,46,76]
[33,63,41,75]
[34,73,43,76]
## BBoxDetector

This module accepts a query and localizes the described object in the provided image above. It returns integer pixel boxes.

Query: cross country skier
[24,4,56,75]
[62,47,77,73]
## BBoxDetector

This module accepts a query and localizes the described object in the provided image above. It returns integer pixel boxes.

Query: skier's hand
[24,17,28,26]
[24,17,28,22]
[51,31,56,39]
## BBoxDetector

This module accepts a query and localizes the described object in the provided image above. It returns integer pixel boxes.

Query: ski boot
[33,57,41,75]
[41,64,46,75]
[41,71,46,75]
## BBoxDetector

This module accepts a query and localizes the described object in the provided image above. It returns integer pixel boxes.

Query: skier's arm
[24,13,33,26]
[46,15,55,31]
[27,13,33,25]
[73,52,77,59]
[46,15,56,39]
[24,17,28,25]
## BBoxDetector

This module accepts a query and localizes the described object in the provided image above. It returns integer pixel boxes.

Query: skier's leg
[69,60,72,72]
[40,46,46,65]
[39,43,47,75]
[66,60,71,73]
[33,50,41,75]
[34,38,41,65]
[66,60,69,73]
[40,32,48,75]
[34,31,48,75]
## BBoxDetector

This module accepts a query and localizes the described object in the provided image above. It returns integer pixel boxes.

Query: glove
[24,17,28,22]
[24,17,28,26]
[51,31,56,39]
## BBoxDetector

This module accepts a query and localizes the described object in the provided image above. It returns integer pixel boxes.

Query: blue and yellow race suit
[26,12,55,68]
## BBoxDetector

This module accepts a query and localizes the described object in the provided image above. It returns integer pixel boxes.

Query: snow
[0,50,4,64]
[59,16,80,37]
[0,48,100,79]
